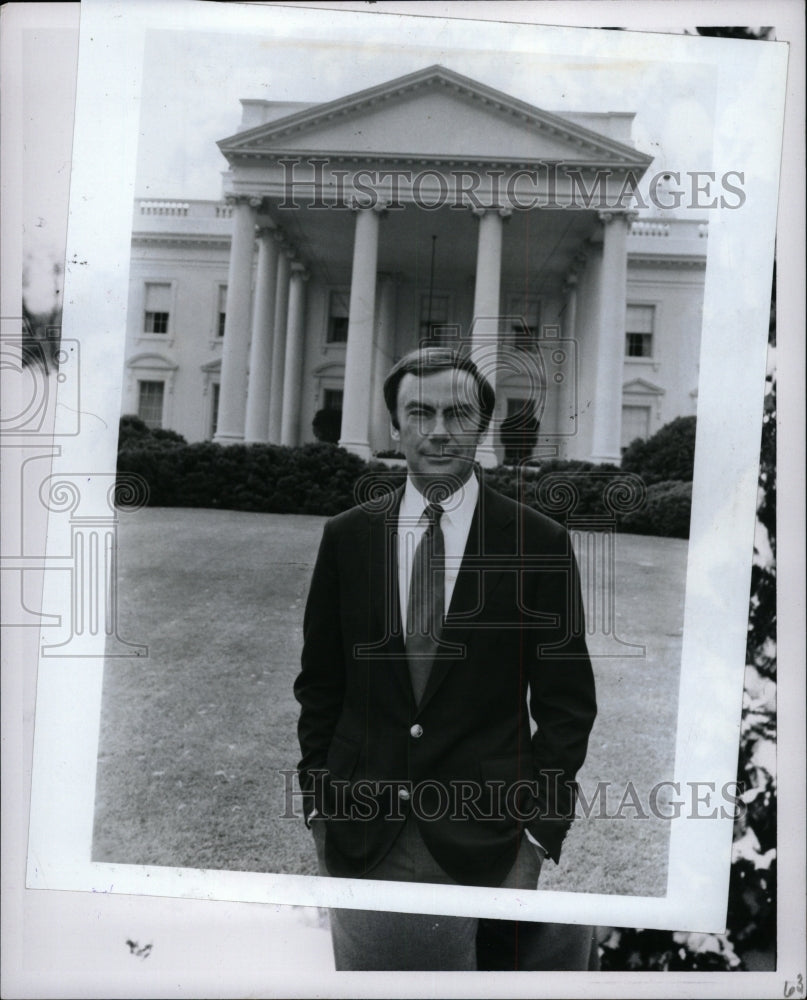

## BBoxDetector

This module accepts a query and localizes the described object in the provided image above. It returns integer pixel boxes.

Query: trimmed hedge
[119,441,370,516]
[118,435,691,537]
[119,414,188,451]
[483,459,629,520]
[619,480,693,539]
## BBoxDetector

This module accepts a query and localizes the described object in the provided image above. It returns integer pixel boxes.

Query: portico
[210,66,653,465]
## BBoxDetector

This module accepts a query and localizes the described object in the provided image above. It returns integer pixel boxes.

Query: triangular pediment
[623,377,665,396]
[219,65,651,169]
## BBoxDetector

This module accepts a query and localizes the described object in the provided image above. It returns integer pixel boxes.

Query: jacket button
[410,724,423,739]
[398,787,411,801]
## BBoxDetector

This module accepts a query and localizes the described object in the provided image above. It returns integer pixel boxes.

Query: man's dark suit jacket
[294,480,596,888]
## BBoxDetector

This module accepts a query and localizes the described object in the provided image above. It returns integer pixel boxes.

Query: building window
[323,389,343,412]
[621,404,651,451]
[506,294,541,349]
[145,311,169,334]
[144,282,171,335]
[138,380,164,429]
[327,290,349,344]
[419,293,450,342]
[217,285,227,338]
[625,305,655,358]
[210,382,220,438]
[501,397,539,464]
[313,388,343,443]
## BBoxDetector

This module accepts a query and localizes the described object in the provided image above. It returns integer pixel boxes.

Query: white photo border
[15,0,795,956]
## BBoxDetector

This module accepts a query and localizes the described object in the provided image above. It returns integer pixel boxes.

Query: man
[294,346,597,970]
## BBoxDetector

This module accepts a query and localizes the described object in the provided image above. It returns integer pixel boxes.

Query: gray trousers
[312,818,596,971]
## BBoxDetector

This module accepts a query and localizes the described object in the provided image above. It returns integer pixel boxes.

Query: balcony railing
[629,218,708,240]
[136,199,233,219]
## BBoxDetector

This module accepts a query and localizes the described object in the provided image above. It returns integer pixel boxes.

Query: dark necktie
[405,502,445,704]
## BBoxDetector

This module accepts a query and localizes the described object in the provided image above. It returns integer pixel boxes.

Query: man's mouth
[422,452,471,464]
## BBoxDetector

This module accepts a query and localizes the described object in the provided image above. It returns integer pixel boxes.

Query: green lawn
[93,507,687,897]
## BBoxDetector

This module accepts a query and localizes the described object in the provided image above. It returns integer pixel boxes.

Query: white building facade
[123,66,706,464]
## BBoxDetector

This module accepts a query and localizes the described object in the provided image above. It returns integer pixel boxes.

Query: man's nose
[429,413,450,438]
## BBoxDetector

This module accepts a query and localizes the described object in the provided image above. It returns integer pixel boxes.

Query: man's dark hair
[382,347,496,433]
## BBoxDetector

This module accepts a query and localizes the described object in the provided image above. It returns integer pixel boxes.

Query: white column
[339,207,382,460]
[471,207,509,467]
[280,263,309,447]
[370,272,396,453]
[244,226,278,443]
[589,210,634,463]
[267,244,290,444]
[215,195,260,443]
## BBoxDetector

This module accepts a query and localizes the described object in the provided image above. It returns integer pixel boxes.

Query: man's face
[391,368,485,493]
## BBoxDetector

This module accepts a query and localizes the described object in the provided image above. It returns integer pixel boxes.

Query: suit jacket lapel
[359,489,410,693]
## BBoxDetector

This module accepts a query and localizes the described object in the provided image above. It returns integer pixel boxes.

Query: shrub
[118,414,187,451]
[118,414,151,447]
[619,480,692,539]
[621,415,697,485]
[117,441,691,537]
[361,460,407,500]
[483,459,628,523]
[499,409,539,465]
[151,427,188,447]
[312,408,342,444]
[117,441,372,515]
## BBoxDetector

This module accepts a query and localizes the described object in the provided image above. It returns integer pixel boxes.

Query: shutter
[626,305,654,333]
[145,283,171,311]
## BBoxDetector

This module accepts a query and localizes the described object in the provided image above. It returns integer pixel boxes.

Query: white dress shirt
[397,472,479,634]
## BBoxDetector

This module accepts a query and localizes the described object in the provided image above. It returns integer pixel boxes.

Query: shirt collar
[401,471,479,527]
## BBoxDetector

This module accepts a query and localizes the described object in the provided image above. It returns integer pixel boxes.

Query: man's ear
[390,420,400,442]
